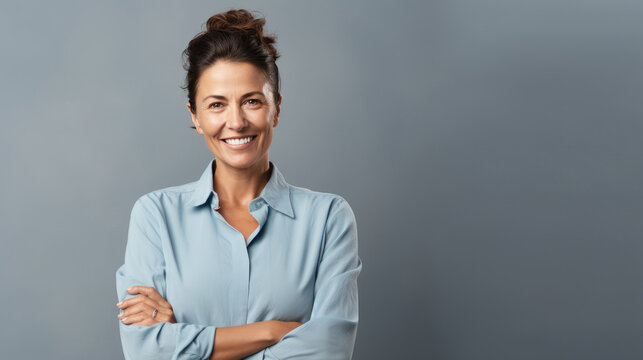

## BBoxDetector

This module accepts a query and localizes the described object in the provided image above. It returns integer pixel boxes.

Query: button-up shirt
[115,159,362,360]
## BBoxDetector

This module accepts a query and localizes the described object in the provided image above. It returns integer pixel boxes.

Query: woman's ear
[273,94,282,128]
[187,102,204,134]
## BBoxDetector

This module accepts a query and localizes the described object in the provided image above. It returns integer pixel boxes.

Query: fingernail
[127,287,133,291]
[121,317,127,322]
[116,301,123,307]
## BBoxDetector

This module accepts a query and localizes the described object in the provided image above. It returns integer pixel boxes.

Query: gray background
[1,0,641,359]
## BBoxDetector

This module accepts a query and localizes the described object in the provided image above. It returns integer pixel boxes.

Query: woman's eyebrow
[202,91,265,102]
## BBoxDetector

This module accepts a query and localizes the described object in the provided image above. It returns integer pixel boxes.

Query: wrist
[263,320,279,345]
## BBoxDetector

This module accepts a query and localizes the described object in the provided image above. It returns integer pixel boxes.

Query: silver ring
[152,309,158,319]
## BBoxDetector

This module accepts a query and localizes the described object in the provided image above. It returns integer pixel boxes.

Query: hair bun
[206,9,262,35]
[205,9,279,60]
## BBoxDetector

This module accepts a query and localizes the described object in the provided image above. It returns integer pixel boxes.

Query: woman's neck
[212,159,271,208]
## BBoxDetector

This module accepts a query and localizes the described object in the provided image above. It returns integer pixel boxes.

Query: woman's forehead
[201,61,265,86]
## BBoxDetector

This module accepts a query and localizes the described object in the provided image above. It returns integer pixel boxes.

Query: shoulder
[289,183,347,206]
[130,180,200,217]
[288,184,356,222]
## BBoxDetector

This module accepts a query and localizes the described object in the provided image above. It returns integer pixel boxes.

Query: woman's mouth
[221,135,257,150]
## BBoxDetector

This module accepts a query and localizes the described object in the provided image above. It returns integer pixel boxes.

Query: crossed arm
[115,195,361,360]
[116,285,300,360]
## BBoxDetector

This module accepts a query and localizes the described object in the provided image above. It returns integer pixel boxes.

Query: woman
[115,9,362,360]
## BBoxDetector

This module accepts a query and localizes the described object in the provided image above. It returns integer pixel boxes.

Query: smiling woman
[114,8,362,360]
[188,61,279,175]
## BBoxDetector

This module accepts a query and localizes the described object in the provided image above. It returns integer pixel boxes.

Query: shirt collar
[189,159,295,218]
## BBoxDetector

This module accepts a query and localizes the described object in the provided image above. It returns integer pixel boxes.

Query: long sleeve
[115,195,216,360]
[264,197,363,360]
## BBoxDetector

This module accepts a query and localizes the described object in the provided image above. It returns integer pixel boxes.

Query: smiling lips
[221,135,257,149]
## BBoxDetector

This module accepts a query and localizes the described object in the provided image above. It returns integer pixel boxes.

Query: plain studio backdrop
[1,1,642,359]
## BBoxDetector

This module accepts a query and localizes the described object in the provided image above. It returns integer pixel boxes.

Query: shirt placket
[211,198,269,325]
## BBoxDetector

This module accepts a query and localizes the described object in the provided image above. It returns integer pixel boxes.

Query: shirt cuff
[178,325,216,359]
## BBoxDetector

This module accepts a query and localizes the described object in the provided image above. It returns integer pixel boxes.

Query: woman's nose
[226,105,248,130]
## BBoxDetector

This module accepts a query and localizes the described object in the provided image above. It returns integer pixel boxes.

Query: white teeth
[224,136,254,145]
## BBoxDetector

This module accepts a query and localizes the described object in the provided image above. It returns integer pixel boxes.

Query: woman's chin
[216,156,264,170]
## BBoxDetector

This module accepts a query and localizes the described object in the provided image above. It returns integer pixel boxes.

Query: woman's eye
[246,99,262,107]
[209,102,223,109]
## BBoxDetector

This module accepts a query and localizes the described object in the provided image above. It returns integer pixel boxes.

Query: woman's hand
[116,285,177,326]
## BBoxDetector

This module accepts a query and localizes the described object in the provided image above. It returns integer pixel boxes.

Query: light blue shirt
[115,159,362,360]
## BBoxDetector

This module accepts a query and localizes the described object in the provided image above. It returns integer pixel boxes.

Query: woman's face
[188,60,281,171]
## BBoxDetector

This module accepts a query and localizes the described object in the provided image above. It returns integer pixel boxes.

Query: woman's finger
[117,294,149,310]
[118,294,160,311]
[118,301,155,320]
[119,302,158,325]
[120,311,153,325]
[127,286,169,306]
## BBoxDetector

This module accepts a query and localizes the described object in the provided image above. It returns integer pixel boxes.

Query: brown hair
[181,9,281,128]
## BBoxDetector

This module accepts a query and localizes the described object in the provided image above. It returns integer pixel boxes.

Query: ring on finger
[152,309,158,319]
